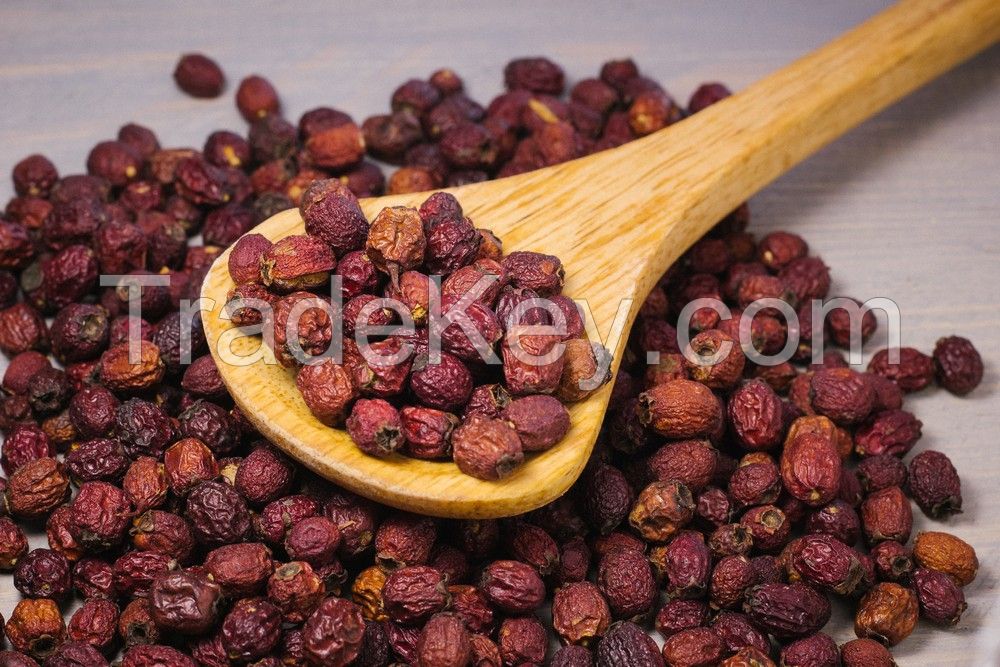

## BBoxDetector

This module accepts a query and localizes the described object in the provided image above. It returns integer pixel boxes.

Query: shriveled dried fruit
[860,487,912,546]
[854,582,918,646]
[6,598,65,659]
[840,638,896,667]
[933,335,983,395]
[595,620,663,667]
[552,581,611,645]
[907,449,962,518]
[638,379,722,439]
[913,567,967,625]
[416,612,472,667]
[743,583,831,640]
[302,597,365,667]
[912,531,978,586]
[629,480,694,543]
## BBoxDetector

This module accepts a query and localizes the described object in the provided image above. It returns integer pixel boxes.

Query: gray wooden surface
[1,1,998,664]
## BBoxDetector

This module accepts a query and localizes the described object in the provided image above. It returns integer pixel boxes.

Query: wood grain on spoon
[202,0,1000,518]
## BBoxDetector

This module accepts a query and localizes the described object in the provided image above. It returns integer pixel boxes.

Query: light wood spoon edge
[202,0,1000,518]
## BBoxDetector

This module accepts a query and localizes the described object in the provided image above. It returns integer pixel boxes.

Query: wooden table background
[1,1,997,664]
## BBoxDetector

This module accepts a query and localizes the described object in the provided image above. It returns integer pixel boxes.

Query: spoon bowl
[201,0,1000,517]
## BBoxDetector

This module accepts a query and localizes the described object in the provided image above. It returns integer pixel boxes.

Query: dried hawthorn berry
[298,597,365,667]
[112,550,176,598]
[840,638,895,667]
[3,350,51,395]
[201,542,272,599]
[860,486,912,545]
[804,498,860,545]
[661,626,724,667]
[372,513,433,571]
[711,611,768,652]
[235,75,280,121]
[854,582,918,646]
[87,141,141,187]
[178,401,239,455]
[809,368,875,426]
[728,379,784,451]
[67,385,119,439]
[744,582,831,641]
[350,565,389,624]
[0,303,50,355]
[933,335,983,395]
[638,379,722,439]
[856,454,907,493]
[709,555,754,610]
[67,597,119,653]
[597,547,655,619]
[296,360,358,426]
[728,461,781,509]
[72,557,116,600]
[123,457,168,514]
[912,566,967,626]
[234,445,295,506]
[2,423,53,476]
[912,531,978,586]
[380,565,449,625]
[69,481,132,551]
[227,233,271,285]
[118,598,159,648]
[185,480,252,547]
[504,57,565,94]
[779,632,839,667]
[868,347,935,393]
[268,561,324,624]
[6,598,65,660]
[149,570,221,635]
[778,255,831,302]
[629,480,694,543]
[655,599,709,640]
[400,406,457,459]
[131,510,195,564]
[645,441,716,494]
[480,559,544,615]
[121,644,195,667]
[741,505,790,553]
[780,432,841,506]
[0,515,29,570]
[174,54,225,98]
[786,533,864,595]
[580,462,635,536]
[13,548,72,600]
[281,516,340,568]
[25,367,71,416]
[99,340,165,394]
[907,449,962,518]
[5,457,70,520]
[347,399,404,458]
[500,522,555,576]
[501,394,570,452]
[45,504,83,562]
[451,416,523,481]
[416,613,472,667]
[162,438,217,496]
[868,541,913,584]
[261,234,336,292]
[594,620,662,667]
[220,597,282,663]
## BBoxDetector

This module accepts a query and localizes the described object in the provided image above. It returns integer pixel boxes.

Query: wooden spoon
[201,0,1000,518]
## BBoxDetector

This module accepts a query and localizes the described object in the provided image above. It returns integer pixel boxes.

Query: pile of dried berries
[227,186,609,479]
[0,51,985,667]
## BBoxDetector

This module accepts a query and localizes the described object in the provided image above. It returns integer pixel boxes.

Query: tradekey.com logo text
[104,273,900,382]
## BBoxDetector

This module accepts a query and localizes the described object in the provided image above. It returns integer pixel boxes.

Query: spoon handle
[504,0,1000,309]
